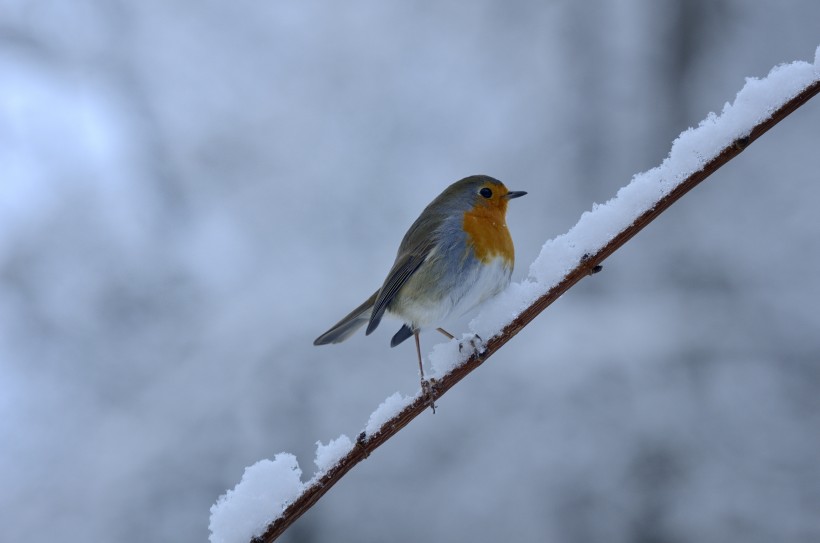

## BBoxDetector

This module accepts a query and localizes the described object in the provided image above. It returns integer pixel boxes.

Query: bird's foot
[458,334,484,355]
[421,378,437,414]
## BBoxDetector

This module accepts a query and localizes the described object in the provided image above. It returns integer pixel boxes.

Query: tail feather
[314,290,379,345]
[390,324,414,347]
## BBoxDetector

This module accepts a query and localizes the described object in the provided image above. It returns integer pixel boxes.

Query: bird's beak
[505,191,527,199]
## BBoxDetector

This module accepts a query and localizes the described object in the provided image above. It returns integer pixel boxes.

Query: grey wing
[365,253,427,335]
[314,289,379,345]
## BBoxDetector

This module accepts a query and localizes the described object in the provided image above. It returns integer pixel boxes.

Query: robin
[314,175,526,411]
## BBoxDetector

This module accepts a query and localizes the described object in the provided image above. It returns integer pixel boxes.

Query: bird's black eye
[479,187,493,199]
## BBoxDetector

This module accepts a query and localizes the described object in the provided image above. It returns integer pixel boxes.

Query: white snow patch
[365,392,412,435]
[314,434,353,474]
[429,337,463,377]
[209,454,305,543]
[429,333,487,377]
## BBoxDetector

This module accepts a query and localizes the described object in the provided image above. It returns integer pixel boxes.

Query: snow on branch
[209,47,820,543]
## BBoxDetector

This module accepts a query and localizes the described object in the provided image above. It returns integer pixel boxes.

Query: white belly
[391,256,512,329]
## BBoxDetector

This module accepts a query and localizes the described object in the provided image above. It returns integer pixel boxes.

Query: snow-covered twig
[211,51,820,543]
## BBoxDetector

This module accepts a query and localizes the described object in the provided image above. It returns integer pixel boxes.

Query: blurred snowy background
[1,1,819,542]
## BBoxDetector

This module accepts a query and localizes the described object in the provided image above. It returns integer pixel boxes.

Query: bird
[314,175,526,411]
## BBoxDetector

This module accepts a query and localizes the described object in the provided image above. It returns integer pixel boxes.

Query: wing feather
[365,253,426,335]
[365,205,444,335]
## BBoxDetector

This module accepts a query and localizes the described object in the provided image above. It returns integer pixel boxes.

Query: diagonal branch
[252,77,820,543]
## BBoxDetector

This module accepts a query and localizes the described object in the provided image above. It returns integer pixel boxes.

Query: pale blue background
[1,1,819,542]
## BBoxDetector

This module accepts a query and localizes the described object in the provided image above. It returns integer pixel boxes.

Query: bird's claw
[421,378,437,414]
[458,334,484,355]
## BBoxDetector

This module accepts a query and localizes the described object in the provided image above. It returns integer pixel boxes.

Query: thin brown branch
[254,78,820,543]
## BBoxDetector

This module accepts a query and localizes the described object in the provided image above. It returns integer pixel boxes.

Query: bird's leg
[435,327,455,339]
[415,330,436,414]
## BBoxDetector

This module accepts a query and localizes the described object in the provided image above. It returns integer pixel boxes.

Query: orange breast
[462,205,514,264]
